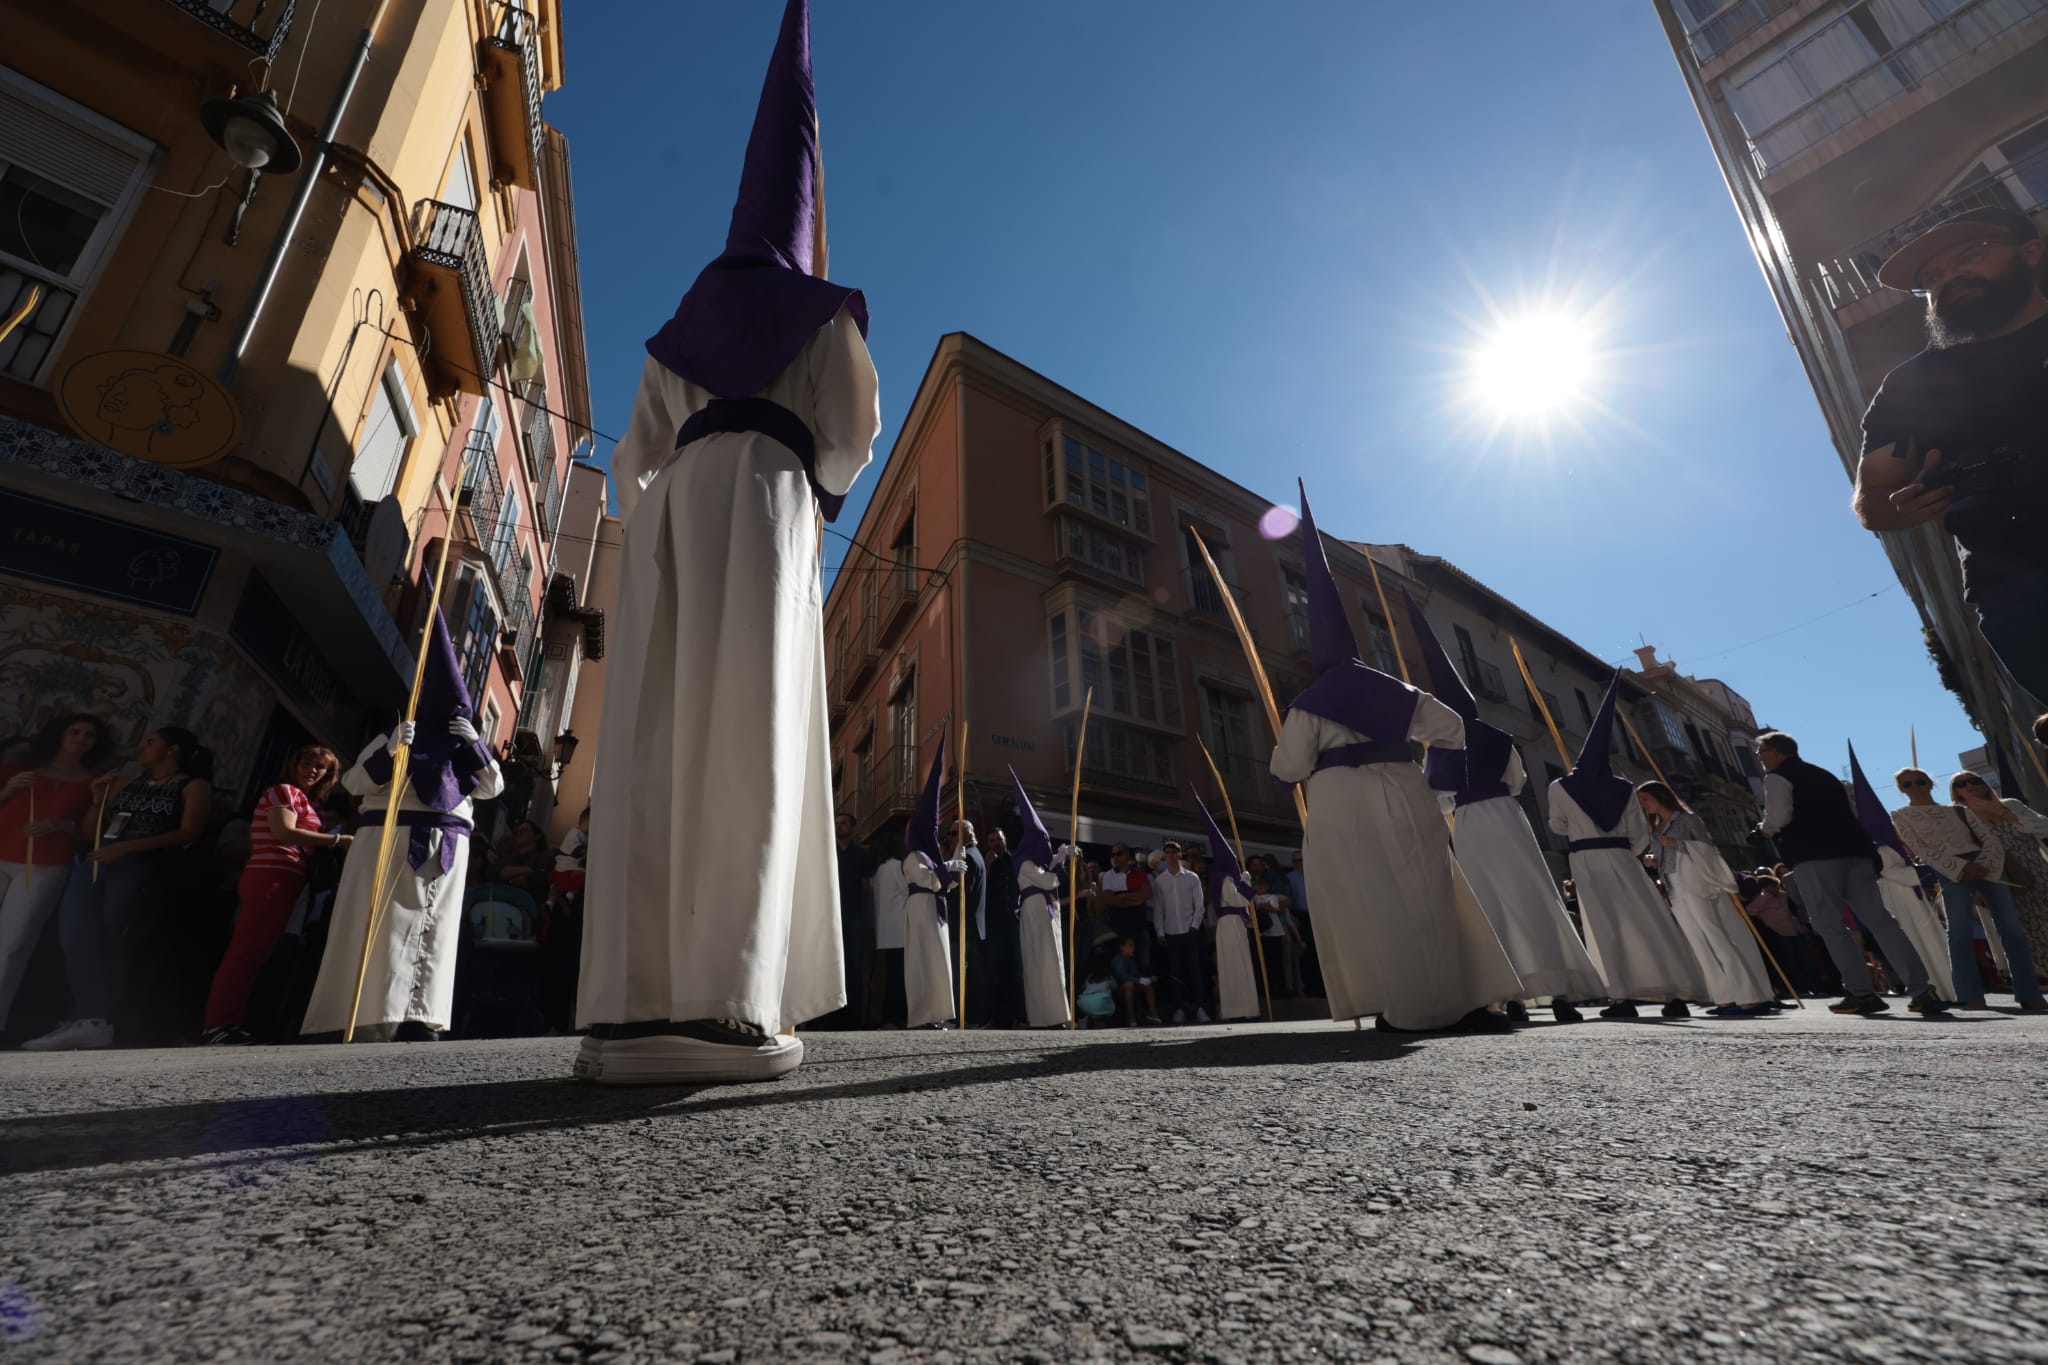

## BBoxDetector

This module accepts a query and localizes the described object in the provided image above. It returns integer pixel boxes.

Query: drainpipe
[219,1,389,384]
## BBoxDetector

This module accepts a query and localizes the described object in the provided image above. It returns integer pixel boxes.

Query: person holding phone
[23,726,213,1051]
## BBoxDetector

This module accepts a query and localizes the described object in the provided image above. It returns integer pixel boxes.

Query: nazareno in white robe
[1546,786,1708,1003]
[1444,747,1607,1005]
[1214,879,1261,1022]
[1270,695,1522,1030]
[1017,858,1069,1027]
[1658,812,1774,1005]
[577,308,878,1034]
[1877,846,1957,1002]
[903,854,956,1029]
[302,735,504,1038]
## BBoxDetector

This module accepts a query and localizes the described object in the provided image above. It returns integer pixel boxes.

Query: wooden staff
[1188,528,1307,829]
[91,783,109,884]
[956,721,969,1031]
[1362,550,1411,686]
[1910,726,1918,771]
[1066,687,1093,1029]
[1507,637,1571,769]
[1198,738,1274,1022]
[345,511,460,1042]
[1616,710,1803,1008]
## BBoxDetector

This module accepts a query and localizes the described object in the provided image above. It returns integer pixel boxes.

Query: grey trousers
[1794,856,1930,997]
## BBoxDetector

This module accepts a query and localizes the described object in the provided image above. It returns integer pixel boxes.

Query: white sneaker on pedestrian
[1170,1009,1186,1025]
[1196,1008,1211,1023]
[21,1018,114,1052]
[573,1019,803,1086]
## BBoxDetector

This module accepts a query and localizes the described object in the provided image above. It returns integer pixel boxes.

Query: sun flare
[1467,313,1596,419]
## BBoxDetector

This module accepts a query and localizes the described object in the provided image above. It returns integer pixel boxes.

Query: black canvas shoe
[575,1018,802,1085]
[393,1021,441,1042]
[1907,990,1951,1016]
[1459,1008,1515,1034]
[1828,994,1889,1015]
[1661,1002,1691,1020]
[1552,1003,1583,1024]
[1598,1003,1639,1020]
[1502,1000,1530,1023]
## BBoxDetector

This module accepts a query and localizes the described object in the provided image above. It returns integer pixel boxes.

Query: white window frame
[348,359,419,503]
[0,66,158,385]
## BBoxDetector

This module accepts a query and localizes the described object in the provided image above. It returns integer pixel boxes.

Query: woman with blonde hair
[201,745,346,1044]
[1636,781,1775,1016]
[1950,770,2048,1001]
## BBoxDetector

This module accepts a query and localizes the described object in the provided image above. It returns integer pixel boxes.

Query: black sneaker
[1907,990,1951,1017]
[199,1026,254,1046]
[1552,1003,1583,1024]
[2019,1000,2048,1013]
[1661,1002,1692,1020]
[1502,1000,1530,1023]
[1828,994,1889,1015]
[393,1021,442,1042]
[1599,1003,1639,1020]
[1459,1008,1515,1034]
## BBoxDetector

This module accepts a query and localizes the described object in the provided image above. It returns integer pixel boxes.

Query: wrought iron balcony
[479,2,545,191]
[402,200,495,398]
[1681,0,1806,66]
[520,378,555,486]
[160,0,297,62]
[540,458,563,546]
[1817,143,2048,311]
[1744,0,2048,178]
[1468,656,1509,704]
[458,428,504,550]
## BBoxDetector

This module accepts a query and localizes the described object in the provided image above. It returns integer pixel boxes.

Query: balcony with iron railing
[401,200,495,398]
[1468,656,1509,704]
[499,549,534,681]
[1744,0,2048,179]
[1816,142,2048,312]
[877,559,920,636]
[479,2,545,191]
[519,378,554,486]
[1682,0,1810,68]
[458,428,504,551]
[540,458,563,547]
[160,0,297,61]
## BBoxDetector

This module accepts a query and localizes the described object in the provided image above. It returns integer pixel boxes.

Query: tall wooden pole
[1507,637,1571,770]
[0,284,40,347]
[345,509,460,1042]
[1615,709,1803,1009]
[1066,687,1093,1029]
[956,720,969,1031]
[1910,726,1919,770]
[1188,528,1307,829]
[23,783,33,891]
[1362,551,1411,686]
[1198,738,1274,1022]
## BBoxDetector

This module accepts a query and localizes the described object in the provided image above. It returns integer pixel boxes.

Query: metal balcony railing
[540,459,563,545]
[459,429,504,551]
[519,378,553,485]
[1745,0,2048,177]
[1680,0,1805,65]
[407,199,496,396]
[162,0,297,61]
[1817,144,2048,309]
[481,2,545,190]
[1469,657,1508,704]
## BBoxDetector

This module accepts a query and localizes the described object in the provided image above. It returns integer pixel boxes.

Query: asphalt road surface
[5,1004,2046,1364]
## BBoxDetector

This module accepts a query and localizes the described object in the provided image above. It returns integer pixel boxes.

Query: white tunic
[1017,858,1070,1027]
[1877,847,1957,1003]
[872,858,908,953]
[1658,813,1774,1005]
[577,309,879,1033]
[302,736,504,1038]
[1214,879,1262,1022]
[1270,696,1522,1029]
[1546,786,1708,1003]
[902,854,956,1028]
[1447,748,1607,1005]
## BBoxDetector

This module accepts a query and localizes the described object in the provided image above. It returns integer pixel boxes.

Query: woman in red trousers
[201,747,346,1043]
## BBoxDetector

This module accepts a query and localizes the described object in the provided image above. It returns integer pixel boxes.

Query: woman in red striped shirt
[201,746,347,1043]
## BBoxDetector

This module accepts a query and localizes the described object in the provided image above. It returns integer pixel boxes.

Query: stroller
[453,883,544,1037]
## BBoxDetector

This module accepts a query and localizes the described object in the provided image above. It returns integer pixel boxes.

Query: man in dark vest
[1757,732,1941,1017]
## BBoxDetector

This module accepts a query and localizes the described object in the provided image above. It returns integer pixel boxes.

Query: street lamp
[200,89,303,174]
[551,729,580,780]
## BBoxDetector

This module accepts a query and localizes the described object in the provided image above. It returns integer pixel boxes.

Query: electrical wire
[1625,586,1897,670]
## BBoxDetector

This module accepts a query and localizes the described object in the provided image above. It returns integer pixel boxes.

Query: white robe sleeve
[608,357,683,525]
[467,753,506,802]
[1408,694,1465,748]
[341,736,391,799]
[1018,860,1060,893]
[808,306,881,498]
[1622,801,1654,857]
[1547,781,1571,839]
[904,853,942,894]
[1503,747,1527,796]
[1269,710,1323,785]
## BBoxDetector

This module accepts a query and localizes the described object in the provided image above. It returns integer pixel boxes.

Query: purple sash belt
[364,809,473,877]
[1021,886,1058,917]
[1313,739,1412,773]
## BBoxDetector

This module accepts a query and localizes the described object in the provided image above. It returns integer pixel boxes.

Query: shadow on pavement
[0,1029,1416,1179]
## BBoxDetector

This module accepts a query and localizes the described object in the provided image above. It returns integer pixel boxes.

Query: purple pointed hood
[1007,765,1054,872]
[1191,787,1253,913]
[361,608,490,811]
[643,0,868,400]
[1847,742,1911,861]
[1559,673,1635,833]
[907,733,948,880]
[1285,481,1418,746]
[1402,588,1515,800]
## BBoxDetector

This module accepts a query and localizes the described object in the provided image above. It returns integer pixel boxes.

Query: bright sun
[1468,313,1595,418]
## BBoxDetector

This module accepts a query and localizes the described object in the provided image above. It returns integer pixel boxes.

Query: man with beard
[1853,207,2048,701]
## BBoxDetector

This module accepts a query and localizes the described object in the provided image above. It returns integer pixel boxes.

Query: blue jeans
[1938,874,2046,1006]
[1971,564,2048,706]
[57,853,159,1021]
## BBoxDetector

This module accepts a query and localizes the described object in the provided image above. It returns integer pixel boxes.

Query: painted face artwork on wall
[94,365,204,458]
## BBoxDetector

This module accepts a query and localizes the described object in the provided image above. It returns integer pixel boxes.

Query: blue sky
[547,0,1982,777]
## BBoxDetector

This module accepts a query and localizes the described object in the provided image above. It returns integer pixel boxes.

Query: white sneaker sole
[572,1032,804,1086]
